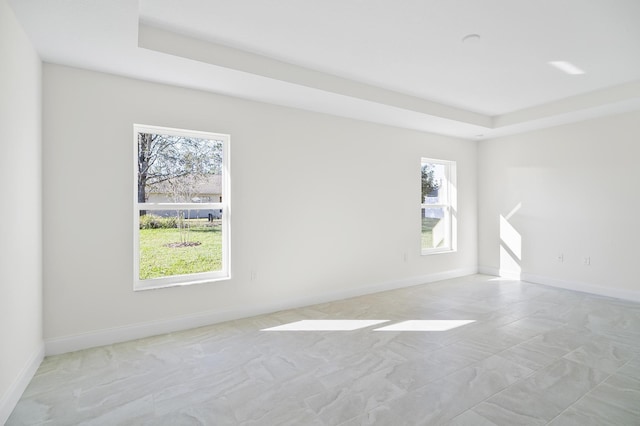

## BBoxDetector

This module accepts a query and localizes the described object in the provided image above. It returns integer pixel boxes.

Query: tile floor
[7,275,640,425]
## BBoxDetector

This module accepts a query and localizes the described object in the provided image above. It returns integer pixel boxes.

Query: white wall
[42,64,477,352]
[478,111,640,300]
[0,0,43,422]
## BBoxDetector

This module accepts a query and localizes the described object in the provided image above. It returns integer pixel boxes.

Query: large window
[134,125,230,290]
[421,157,456,254]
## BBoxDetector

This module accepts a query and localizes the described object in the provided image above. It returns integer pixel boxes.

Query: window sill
[421,248,456,256]
[134,274,230,292]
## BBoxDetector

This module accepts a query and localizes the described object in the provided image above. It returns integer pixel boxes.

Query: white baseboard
[521,272,640,303]
[478,266,499,276]
[478,266,522,281]
[45,266,477,356]
[0,342,44,425]
[478,265,640,303]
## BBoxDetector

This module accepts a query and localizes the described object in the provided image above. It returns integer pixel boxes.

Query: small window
[421,158,456,254]
[134,125,230,290]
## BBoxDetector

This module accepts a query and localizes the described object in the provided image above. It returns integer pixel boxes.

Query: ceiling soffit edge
[138,23,640,140]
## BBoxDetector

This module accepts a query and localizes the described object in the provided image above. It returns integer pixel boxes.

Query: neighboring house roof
[149,174,222,195]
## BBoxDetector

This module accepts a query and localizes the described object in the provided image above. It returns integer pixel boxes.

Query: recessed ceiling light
[549,61,585,75]
[462,34,481,44]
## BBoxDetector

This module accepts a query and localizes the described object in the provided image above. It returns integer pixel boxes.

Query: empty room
[2,0,640,424]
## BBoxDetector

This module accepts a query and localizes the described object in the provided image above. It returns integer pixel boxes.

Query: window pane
[421,162,446,204]
[138,210,223,280]
[422,207,447,249]
[138,133,223,204]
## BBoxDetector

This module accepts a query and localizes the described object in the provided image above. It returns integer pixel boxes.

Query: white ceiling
[8,0,640,139]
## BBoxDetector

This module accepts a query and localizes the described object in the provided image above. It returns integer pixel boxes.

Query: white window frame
[421,157,456,255]
[133,124,230,291]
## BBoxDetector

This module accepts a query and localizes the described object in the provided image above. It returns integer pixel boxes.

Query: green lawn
[139,219,222,280]
[421,217,441,249]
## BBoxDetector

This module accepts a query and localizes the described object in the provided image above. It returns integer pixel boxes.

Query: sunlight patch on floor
[261,319,389,331]
[262,319,476,331]
[374,319,475,331]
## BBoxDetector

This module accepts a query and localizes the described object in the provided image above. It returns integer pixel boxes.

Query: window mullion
[138,202,222,211]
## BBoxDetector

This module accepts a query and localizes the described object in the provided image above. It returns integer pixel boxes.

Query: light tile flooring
[8,275,640,425]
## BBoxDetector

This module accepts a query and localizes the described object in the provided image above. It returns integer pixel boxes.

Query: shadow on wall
[500,202,522,279]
